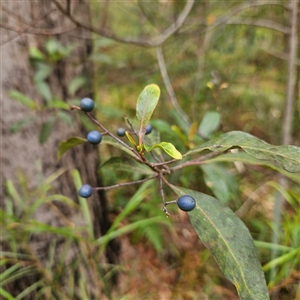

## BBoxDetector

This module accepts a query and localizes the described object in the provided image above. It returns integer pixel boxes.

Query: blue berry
[80,98,95,112]
[145,123,153,135]
[79,184,93,198]
[87,131,102,145]
[116,127,126,137]
[177,195,196,212]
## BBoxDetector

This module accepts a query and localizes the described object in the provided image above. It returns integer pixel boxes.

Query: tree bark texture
[1,1,120,297]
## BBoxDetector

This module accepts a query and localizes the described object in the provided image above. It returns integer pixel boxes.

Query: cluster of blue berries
[77,97,196,213]
[116,123,153,137]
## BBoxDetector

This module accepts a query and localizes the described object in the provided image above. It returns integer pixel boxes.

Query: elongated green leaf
[125,131,137,146]
[48,99,70,110]
[205,152,299,182]
[9,117,36,134]
[144,142,182,159]
[170,185,269,300]
[39,118,55,144]
[186,131,300,173]
[198,111,220,138]
[136,84,160,144]
[94,216,167,246]
[36,81,52,103]
[201,163,238,204]
[68,76,86,95]
[57,137,86,160]
[101,157,154,175]
[102,137,136,158]
[8,90,36,109]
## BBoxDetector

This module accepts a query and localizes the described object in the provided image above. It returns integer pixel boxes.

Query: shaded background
[1,1,299,299]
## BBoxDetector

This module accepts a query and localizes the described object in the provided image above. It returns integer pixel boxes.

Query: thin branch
[94,175,158,191]
[159,174,169,217]
[156,46,191,127]
[0,8,58,46]
[170,151,222,172]
[210,1,289,30]
[283,1,298,145]
[0,23,77,36]
[225,18,289,34]
[51,0,194,47]
[261,47,300,65]
[84,112,140,157]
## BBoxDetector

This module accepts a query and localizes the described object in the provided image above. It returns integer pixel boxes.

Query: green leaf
[186,131,300,173]
[57,111,74,126]
[201,163,238,204]
[198,111,220,138]
[36,81,52,102]
[101,157,155,175]
[89,53,112,64]
[57,137,87,160]
[29,47,45,61]
[8,90,36,109]
[9,117,35,134]
[39,118,55,145]
[95,216,167,247]
[68,76,86,96]
[144,142,182,160]
[33,63,52,82]
[170,185,269,300]
[204,152,300,183]
[136,84,160,144]
[101,137,136,158]
[47,99,70,110]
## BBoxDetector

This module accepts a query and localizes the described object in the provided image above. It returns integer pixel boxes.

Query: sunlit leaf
[185,131,300,173]
[170,185,269,300]
[136,84,160,144]
[57,137,86,160]
[144,142,182,159]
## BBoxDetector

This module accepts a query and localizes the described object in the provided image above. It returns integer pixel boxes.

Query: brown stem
[94,175,158,191]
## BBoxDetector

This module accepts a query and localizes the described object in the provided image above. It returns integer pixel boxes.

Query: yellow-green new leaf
[144,142,182,160]
[125,131,137,146]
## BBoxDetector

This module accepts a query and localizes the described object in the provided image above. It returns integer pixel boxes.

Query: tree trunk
[1,1,120,297]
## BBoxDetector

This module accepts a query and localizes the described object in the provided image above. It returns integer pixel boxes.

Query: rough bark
[1,1,119,297]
